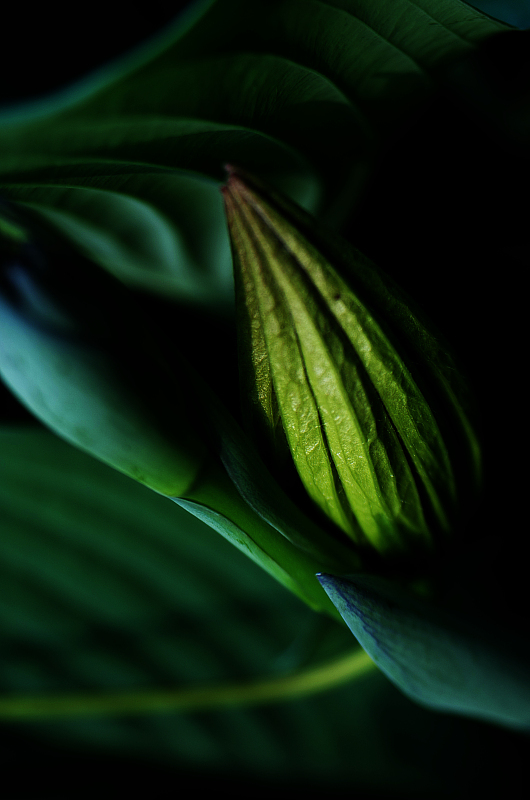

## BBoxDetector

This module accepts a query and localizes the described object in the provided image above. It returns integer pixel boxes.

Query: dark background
[0,7,188,107]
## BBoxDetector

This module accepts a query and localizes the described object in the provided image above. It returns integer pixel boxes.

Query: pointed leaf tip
[318,572,530,730]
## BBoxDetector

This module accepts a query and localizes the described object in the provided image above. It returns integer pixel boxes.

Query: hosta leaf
[5,178,235,307]
[0,0,512,348]
[0,0,510,237]
[0,426,407,790]
[0,425,354,687]
[1,425,524,796]
[318,572,530,730]
[150,0,509,134]
[0,205,212,500]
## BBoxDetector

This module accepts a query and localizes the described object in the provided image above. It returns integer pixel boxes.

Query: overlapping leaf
[0,425,520,794]
[318,572,530,730]
[0,0,510,312]
[0,426,413,790]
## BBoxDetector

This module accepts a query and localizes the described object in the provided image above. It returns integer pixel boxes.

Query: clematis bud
[222,166,480,557]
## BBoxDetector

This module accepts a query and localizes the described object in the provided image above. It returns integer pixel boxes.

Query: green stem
[0,649,375,719]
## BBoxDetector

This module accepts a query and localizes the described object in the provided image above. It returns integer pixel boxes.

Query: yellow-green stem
[0,649,375,719]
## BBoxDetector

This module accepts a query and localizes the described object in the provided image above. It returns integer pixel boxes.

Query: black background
[0,7,186,107]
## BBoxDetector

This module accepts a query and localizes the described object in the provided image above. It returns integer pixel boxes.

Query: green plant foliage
[0,0,508,300]
[0,0,528,787]
[0,427,427,792]
[0,426,524,796]
[318,573,530,729]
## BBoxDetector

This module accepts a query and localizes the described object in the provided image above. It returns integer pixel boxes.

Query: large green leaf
[0,427,366,708]
[0,425,525,796]
[5,178,235,307]
[0,0,510,308]
[0,426,427,792]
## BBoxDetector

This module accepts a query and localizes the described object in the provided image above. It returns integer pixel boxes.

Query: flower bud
[222,166,480,557]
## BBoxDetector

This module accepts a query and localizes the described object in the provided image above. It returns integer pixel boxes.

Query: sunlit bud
[222,166,480,557]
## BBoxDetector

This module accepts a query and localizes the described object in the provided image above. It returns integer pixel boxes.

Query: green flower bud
[0,202,206,498]
[222,166,480,557]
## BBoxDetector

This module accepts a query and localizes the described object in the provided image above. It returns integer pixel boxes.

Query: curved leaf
[0,0,510,213]
[0,426,373,779]
[6,179,234,307]
[318,572,530,730]
[0,0,512,332]
[1,426,526,796]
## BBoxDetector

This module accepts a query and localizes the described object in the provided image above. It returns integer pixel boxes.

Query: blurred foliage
[0,428,528,798]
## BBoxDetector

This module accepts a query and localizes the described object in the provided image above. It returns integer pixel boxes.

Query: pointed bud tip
[220,164,241,197]
[221,163,254,192]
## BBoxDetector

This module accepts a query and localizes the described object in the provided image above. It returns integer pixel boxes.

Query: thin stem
[0,649,375,719]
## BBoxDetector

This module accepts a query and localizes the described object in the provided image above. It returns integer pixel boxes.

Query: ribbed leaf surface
[0,0,509,311]
[1,425,521,794]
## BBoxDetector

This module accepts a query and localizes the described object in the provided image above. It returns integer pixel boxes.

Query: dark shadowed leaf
[0,1,510,310]
[1,425,526,797]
